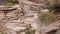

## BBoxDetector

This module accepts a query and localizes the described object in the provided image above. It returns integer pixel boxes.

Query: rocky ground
[0,4,40,34]
[0,0,60,34]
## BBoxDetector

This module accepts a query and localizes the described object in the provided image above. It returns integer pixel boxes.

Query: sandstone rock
[0,7,16,11]
[0,27,6,32]
[18,13,24,18]
[6,23,18,30]
[40,9,49,13]
[0,5,17,11]
[0,11,5,17]
[20,32,25,34]
[40,23,60,34]
[22,0,44,17]
[5,19,26,31]
[7,19,23,23]
[0,5,24,34]
[6,29,16,34]
[14,26,26,31]
[0,11,8,33]
[0,11,8,23]
[23,4,34,16]
[55,29,60,34]
[6,9,23,20]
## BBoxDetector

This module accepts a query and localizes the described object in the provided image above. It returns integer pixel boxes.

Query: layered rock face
[0,11,8,34]
[0,5,24,34]
[0,0,41,34]
[0,0,60,34]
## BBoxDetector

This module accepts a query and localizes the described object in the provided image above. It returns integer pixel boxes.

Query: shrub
[38,11,55,25]
[16,24,35,34]
[25,24,35,34]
